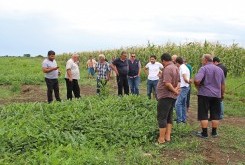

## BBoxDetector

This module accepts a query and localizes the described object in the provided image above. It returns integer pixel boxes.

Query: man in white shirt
[42,50,61,103]
[65,53,81,100]
[144,55,163,99]
[175,57,191,123]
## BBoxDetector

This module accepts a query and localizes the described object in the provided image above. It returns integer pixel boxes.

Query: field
[0,42,245,164]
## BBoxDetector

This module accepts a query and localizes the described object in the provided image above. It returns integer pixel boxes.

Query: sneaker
[211,133,218,138]
[195,132,208,139]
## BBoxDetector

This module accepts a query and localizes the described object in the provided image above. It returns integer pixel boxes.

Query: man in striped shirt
[95,54,111,94]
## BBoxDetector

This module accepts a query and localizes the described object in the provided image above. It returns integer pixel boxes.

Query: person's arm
[66,69,73,81]
[138,61,141,77]
[221,83,225,99]
[110,64,119,76]
[194,68,205,89]
[144,64,149,76]
[183,74,192,84]
[165,82,179,95]
[42,66,59,73]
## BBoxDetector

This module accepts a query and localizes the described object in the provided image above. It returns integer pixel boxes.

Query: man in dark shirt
[128,53,141,95]
[213,57,228,78]
[112,51,129,96]
[213,57,228,119]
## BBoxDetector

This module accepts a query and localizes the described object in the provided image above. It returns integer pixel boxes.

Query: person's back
[197,63,224,98]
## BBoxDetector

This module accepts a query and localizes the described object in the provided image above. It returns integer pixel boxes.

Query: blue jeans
[128,76,140,95]
[175,86,190,123]
[147,79,158,99]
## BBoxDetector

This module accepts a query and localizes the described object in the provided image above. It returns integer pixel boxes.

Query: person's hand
[54,66,59,70]
[69,77,73,82]
[189,79,192,84]
[221,95,224,100]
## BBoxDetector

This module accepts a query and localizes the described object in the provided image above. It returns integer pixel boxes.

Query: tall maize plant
[57,41,245,76]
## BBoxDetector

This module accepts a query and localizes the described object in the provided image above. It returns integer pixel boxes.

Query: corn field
[57,41,245,76]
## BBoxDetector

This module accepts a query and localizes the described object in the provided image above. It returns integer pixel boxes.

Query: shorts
[198,95,221,120]
[88,67,95,76]
[157,98,176,128]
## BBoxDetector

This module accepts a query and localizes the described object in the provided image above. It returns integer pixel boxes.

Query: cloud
[0,0,245,55]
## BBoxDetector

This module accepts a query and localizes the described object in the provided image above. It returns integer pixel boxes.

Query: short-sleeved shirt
[195,62,225,98]
[65,59,80,80]
[157,62,180,100]
[145,62,164,80]
[186,63,193,78]
[179,64,190,87]
[42,59,58,79]
[95,62,111,79]
[112,58,128,76]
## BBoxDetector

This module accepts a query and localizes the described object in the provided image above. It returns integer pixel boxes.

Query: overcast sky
[0,0,244,56]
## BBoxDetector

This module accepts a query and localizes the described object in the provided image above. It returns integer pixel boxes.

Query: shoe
[195,132,208,139]
[211,133,218,138]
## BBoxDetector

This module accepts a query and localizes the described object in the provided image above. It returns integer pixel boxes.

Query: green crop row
[0,95,196,164]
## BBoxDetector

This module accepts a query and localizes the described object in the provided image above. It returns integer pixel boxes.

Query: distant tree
[23,54,31,57]
[36,55,44,58]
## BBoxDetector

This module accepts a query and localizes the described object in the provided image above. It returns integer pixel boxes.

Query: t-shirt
[65,59,80,80]
[112,58,128,76]
[42,59,58,79]
[195,62,225,98]
[179,64,190,87]
[157,62,179,99]
[145,62,163,80]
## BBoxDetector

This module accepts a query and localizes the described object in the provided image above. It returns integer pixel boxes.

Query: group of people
[42,50,227,143]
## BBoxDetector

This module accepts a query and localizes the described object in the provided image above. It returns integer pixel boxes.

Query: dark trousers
[45,78,61,103]
[117,75,129,96]
[65,78,81,100]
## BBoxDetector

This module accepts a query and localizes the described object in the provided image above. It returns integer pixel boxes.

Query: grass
[224,77,245,117]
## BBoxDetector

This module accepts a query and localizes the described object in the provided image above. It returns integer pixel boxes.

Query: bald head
[172,54,178,63]
[202,54,213,62]
[201,54,213,65]
[72,53,79,62]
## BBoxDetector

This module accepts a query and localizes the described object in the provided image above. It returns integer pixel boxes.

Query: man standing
[175,57,191,123]
[112,51,129,96]
[95,54,111,94]
[144,55,163,99]
[213,57,228,119]
[86,56,96,79]
[65,53,81,100]
[157,53,179,144]
[42,50,61,103]
[184,59,193,113]
[128,53,141,95]
[194,54,225,138]
[172,54,178,64]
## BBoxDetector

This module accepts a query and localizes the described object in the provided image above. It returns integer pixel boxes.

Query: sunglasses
[131,56,135,57]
